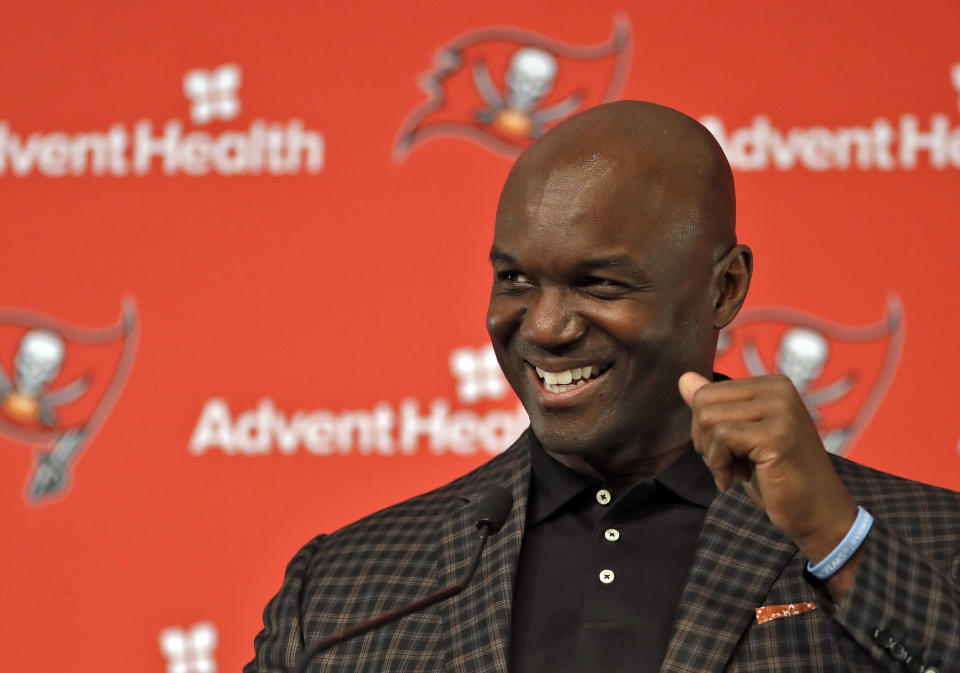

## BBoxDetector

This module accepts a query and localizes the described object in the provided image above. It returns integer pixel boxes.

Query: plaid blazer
[245,429,960,672]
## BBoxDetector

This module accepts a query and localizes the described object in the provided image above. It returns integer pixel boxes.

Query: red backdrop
[2,2,959,671]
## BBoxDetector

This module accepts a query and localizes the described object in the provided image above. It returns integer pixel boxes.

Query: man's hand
[678,372,862,599]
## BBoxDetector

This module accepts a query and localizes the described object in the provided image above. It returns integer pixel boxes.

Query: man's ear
[712,244,752,329]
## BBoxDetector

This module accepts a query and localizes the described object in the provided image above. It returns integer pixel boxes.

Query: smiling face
[486,101,746,477]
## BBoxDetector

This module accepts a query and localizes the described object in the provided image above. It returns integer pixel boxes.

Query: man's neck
[545,439,692,486]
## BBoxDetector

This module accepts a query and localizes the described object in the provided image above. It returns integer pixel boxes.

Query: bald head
[487,101,752,468]
[486,101,752,469]
[498,100,736,260]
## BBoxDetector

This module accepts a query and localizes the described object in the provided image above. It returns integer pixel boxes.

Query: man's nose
[520,287,585,347]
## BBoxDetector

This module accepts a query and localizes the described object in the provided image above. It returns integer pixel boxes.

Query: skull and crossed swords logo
[471,46,583,141]
[717,297,904,456]
[393,16,632,160]
[0,301,138,504]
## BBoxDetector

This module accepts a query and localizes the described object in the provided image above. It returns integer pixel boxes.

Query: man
[246,101,959,672]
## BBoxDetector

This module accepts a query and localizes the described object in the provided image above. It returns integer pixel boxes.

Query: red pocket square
[755,602,816,624]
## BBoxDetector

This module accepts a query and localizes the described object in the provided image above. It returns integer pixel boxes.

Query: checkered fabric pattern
[246,431,959,672]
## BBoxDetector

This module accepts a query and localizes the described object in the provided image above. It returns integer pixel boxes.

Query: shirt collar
[654,446,717,508]
[526,437,599,526]
[525,369,727,526]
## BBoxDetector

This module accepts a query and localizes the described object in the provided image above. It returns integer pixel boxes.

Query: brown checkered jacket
[245,429,960,672]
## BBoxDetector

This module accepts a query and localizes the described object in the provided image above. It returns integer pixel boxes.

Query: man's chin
[529,419,609,459]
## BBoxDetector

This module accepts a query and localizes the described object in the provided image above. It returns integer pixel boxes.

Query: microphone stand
[292,522,495,673]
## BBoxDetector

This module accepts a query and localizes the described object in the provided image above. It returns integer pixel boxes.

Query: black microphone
[293,486,514,673]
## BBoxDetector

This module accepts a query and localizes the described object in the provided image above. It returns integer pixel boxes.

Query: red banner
[1,2,958,671]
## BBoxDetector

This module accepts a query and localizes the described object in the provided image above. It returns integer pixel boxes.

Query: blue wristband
[806,506,874,580]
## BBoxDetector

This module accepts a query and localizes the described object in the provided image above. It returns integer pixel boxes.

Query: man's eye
[497,270,531,284]
[582,277,631,296]
[584,277,620,288]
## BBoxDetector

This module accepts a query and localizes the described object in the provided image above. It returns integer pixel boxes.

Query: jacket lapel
[438,437,531,673]
[661,484,798,673]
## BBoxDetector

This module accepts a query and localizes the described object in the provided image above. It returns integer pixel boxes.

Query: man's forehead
[540,153,623,199]
[512,156,627,219]
[493,102,735,265]
[497,155,686,241]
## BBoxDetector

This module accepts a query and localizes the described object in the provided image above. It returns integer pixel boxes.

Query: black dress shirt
[509,439,717,673]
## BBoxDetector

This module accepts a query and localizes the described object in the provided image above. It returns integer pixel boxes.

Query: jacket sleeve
[244,534,327,673]
[826,517,960,672]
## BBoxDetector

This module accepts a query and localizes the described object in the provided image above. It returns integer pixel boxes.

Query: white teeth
[544,379,589,393]
[534,364,604,388]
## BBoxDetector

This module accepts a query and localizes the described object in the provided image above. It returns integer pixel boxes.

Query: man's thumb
[678,371,711,407]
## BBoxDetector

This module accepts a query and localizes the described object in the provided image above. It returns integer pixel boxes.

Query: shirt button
[599,569,615,584]
[596,489,612,505]
[604,528,620,542]
[873,628,895,649]
[888,642,909,662]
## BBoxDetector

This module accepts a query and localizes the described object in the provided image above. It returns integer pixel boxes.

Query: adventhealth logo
[449,345,509,403]
[189,345,526,457]
[183,64,241,124]
[159,622,217,673]
[701,63,960,171]
[0,63,324,177]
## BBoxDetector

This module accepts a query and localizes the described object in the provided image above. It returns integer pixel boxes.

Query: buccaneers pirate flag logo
[393,16,632,160]
[0,301,138,505]
[716,297,904,456]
